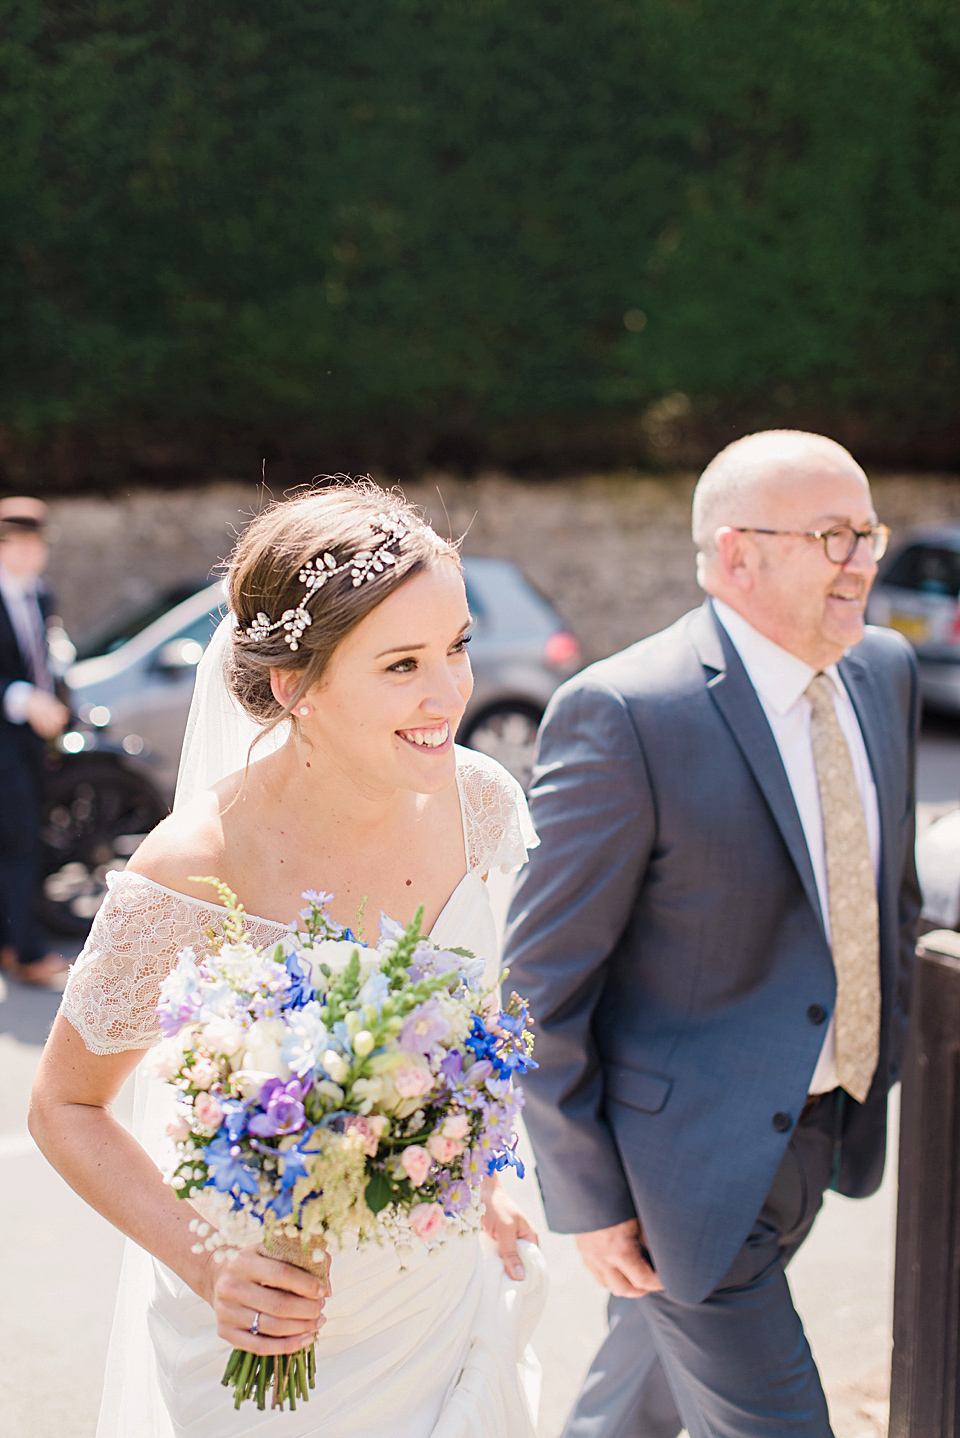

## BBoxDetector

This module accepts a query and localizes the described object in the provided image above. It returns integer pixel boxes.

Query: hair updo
[227,480,459,727]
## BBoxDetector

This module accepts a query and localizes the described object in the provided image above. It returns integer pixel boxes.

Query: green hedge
[1,0,958,484]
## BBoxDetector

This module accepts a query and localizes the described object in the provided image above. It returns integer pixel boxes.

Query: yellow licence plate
[889,611,931,644]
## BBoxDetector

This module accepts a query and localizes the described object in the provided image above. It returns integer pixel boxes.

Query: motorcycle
[38,717,168,938]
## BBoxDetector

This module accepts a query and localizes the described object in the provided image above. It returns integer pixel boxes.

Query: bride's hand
[205,1248,327,1354]
[480,1175,538,1281]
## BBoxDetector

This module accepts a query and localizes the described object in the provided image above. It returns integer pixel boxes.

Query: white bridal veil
[99,611,287,1438]
[173,610,288,810]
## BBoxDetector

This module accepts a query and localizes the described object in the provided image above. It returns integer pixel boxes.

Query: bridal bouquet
[151,881,535,1413]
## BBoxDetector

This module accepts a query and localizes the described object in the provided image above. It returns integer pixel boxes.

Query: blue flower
[204,1134,259,1199]
[219,1098,249,1142]
[279,1143,311,1191]
[358,971,390,1014]
[283,949,315,1010]
[489,1140,525,1180]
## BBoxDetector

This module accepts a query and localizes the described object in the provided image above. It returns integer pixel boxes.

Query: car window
[75,582,210,658]
[884,545,960,598]
[176,607,226,649]
[462,580,486,631]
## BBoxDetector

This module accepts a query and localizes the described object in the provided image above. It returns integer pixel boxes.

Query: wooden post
[890,929,960,1436]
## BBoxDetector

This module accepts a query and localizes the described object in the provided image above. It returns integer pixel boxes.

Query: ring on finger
[249,1311,261,1337]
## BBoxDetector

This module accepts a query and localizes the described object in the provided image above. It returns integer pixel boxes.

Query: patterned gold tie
[805,673,880,1104]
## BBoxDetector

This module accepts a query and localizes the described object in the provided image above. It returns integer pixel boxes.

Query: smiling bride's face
[273,558,474,795]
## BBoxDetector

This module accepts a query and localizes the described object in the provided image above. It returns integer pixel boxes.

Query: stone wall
[43,471,960,662]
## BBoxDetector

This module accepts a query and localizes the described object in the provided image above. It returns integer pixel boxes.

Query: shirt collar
[711,598,844,716]
[0,563,35,602]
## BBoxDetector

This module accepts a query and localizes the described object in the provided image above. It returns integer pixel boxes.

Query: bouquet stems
[221,1235,330,1411]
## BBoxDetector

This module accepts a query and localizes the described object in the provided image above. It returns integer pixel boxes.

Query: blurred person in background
[0,496,70,987]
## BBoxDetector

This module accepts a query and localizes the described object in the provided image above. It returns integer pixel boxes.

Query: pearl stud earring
[297,705,311,717]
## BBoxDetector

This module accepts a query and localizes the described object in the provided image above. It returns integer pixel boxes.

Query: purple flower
[302,889,334,906]
[408,944,460,984]
[436,1174,473,1216]
[439,1050,463,1082]
[156,949,202,1036]
[400,999,451,1056]
[248,1077,308,1138]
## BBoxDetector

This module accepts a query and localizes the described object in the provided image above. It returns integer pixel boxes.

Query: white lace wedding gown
[61,747,547,1438]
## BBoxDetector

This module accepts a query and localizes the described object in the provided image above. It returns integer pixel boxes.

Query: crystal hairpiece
[243,513,410,652]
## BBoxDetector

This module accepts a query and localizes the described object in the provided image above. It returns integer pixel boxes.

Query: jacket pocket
[604,1061,673,1114]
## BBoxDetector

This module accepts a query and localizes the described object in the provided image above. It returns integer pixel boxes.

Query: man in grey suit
[505,431,920,1436]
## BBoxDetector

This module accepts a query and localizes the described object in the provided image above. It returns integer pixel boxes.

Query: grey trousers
[562,1093,842,1438]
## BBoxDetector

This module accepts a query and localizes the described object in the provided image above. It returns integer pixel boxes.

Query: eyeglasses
[733,523,890,566]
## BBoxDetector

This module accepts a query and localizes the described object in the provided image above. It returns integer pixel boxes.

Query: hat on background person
[0,496,49,538]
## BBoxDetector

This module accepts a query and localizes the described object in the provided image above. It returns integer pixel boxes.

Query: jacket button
[772,1112,792,1133]
[807,1004,827,1025]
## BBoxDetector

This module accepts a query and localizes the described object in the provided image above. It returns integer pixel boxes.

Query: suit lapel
[690,602,825,934]
[0,590,27,674]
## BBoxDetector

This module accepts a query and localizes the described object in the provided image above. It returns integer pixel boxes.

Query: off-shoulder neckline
[109,867,480,940]
[116,752,496,935]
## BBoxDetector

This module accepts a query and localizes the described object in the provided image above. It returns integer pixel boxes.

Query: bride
[29,483,546,1437]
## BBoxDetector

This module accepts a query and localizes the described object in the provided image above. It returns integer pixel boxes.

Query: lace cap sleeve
[455,745,540,875]
[60,871,288,1056]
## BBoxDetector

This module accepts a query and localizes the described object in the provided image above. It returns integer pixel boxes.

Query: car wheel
[460,703,543,790]
[38,757,168,937]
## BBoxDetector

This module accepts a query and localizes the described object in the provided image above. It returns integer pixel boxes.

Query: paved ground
[2,713,958,1438]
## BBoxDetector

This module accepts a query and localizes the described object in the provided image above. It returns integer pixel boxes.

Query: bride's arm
[29,1015,324,1355]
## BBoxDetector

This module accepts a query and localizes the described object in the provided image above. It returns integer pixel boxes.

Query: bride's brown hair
[227,479,458,729]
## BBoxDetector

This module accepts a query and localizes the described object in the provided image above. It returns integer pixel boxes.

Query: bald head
[692,431,867,561]
[690,429,880,669]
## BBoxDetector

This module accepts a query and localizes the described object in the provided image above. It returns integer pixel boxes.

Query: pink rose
[409,1202,447,1243]
[165,1116,191,1142]
[400,1145,433,1188]
[190,1057,219,1091]
[442,1114,470,1140]
[394,1066,435,1099]
[345,1117,382,1157]
[427,1134,463,1163]
[194,1092,224,1130]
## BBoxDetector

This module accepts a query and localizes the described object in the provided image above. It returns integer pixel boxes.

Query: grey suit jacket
[504,601,920,1304]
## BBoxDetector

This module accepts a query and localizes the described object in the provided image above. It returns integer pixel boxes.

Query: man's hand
[26,689,69,739]
[576,1218,663,1298]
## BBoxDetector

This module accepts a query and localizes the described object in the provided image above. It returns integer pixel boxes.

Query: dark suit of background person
[0,500,69,985]
[504,488,920,1430]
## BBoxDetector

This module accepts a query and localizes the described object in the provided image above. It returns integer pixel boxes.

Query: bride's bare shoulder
[124,781,240,903]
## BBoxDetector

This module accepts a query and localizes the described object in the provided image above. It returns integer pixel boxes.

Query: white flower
[281,1001,328,1077]
[146,1030,193,1082]
[201,1017,246,1058]
[190,1056,220,1090]
[307,939,381,988]
[350,1076,386,1113]
[232,1068,275,1100]
[321,1050,349,1084]
[240,1019,290,1080]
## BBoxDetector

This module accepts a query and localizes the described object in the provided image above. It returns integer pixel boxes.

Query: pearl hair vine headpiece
[242,512,410,652]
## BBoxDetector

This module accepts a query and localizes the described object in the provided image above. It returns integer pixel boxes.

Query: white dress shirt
[712,599,881,1094]
[0,563,51,723]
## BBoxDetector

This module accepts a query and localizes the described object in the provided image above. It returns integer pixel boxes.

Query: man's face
[727,462,879,669]
[0,531,48,580]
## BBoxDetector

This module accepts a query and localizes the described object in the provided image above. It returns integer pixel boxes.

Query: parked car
[46,558,579,935]
[866,525,960,713]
